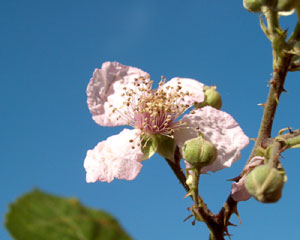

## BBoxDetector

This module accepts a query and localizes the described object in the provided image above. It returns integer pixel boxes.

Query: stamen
[110,75,192,136]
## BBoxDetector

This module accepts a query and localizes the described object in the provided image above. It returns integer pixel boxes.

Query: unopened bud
[182,136,217,169]
[245,165,284,203]
[195,86,222,109]
[243,0,263,12]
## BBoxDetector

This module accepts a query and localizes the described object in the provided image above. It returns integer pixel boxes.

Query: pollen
[110,75,190,136]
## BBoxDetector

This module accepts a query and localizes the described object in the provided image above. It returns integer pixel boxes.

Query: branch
[217,9,300,237]
[165,149,227,239]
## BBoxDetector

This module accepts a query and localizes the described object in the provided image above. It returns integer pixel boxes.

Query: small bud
[182,136,217,169]
[243,0,263,12]
[195,86,222,109]
[245,165,284,203]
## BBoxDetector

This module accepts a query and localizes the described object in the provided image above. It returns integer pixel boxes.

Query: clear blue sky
[1,1,300,239]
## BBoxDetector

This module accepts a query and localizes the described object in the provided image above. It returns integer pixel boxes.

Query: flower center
[113,76,191,137]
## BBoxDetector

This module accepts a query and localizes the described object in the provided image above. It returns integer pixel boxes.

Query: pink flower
[231,156,265,201]
[84,61,249,183]
[85,61,205,183]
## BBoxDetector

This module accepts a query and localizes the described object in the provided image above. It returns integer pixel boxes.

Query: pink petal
[231,156,264,201]
[160,78,205,107]
[243,156,265,172]
[84,128,143,183]
[174,106,249,173]
[86,61,149,126]
[231,177,251,201]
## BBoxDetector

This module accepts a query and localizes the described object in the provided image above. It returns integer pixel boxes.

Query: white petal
[84,129,143,183]
[174,106,249,173]
[160,78,205,107]
[87,61,149,126]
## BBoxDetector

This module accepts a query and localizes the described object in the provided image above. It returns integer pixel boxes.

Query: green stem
[268,141,282,168]
[289,8,300,42]
[265,9,279,35]
[191,169,200,208]
[287,134,300,148]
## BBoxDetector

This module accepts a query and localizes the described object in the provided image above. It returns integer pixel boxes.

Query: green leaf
[5,189,132,240]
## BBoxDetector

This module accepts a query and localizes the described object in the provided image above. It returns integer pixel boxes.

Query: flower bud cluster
[243,0,300,13]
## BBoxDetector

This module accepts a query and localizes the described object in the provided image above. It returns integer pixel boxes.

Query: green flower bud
[245,165,284,203]
[195,86,222,109]
[243,0,263,12]
[205,86,222,109]
[182,136,217,169]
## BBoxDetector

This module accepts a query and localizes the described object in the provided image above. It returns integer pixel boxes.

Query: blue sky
[1,0,300,239]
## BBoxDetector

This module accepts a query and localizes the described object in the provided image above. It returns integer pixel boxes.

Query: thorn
[283,88,288,93]
[187,206,196,211]
[228,221,237,227]
[232,205,242,224]
[250,138,257,142]
[288,127,294,133]
[227,175,241,182]
[183,214,193,222]
[192,219,196,225]
[224,226,232,238]
[257,103,265,107]
[184,191,193,199]
[278,127,290,135]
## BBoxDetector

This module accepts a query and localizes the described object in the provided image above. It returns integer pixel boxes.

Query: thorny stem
[165,8,300,240]
[248,54,292,161]
[218,8,300,239]
[248,6,300,161]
